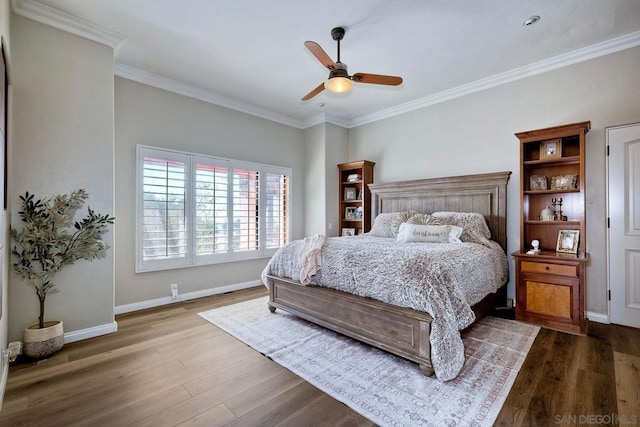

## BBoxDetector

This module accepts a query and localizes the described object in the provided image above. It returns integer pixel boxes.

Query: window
[137,146,290,272]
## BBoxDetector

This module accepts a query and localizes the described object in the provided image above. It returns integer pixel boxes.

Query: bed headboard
[368,171,511,251]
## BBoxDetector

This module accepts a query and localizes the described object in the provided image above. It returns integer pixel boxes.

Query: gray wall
[349,47,640,315]
[303,122,348,238]
[303,123,326,236]
[325,124,348,237]
[114,77,305,306]
[8,15,115,341]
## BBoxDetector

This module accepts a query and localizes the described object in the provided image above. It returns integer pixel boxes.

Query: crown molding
[349,30,640,128]
[115,63,306,129]
[301,113,351,129]
[11,0,125,48]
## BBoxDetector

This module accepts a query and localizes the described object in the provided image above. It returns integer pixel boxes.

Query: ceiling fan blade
[352,73,403,86]
[301,82,326,101]
[304,41,337,70]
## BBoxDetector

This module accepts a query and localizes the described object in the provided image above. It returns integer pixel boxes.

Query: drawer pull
[545,266,550,270]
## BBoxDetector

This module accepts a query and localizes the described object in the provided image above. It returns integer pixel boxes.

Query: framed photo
[556,230,579,254]
[354,206,363,219]
[342,228,355,237]
[344,187,357,201]
[550,174,577,190]
[529,175,547,191]
[540,138,562,160]
[345,206,357,220]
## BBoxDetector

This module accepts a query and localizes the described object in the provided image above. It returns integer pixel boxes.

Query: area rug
[199,296,539,427]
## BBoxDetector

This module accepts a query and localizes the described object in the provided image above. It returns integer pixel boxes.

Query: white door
[608,122,640,328]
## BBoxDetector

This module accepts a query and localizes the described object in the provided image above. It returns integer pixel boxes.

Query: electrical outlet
[171,284,179,299]
[506,298,514,308]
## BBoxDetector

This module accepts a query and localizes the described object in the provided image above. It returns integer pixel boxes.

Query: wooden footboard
[266,274,435,375]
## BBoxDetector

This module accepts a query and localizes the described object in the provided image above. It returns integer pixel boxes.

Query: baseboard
[586,311,610,324]
[114,280,262,315]
[64,321,118,344]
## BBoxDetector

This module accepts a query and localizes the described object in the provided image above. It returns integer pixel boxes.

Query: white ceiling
[20,0,640,128]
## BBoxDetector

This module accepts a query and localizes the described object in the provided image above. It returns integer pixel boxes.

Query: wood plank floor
[1,286,639,426]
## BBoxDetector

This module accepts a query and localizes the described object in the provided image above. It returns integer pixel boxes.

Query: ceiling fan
[301,27,403,101]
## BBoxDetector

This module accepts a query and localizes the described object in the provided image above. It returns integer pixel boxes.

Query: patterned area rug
[199,296,539,427]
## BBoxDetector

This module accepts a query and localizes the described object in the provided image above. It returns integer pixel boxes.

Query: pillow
[369,212,401,237]
[391,210,419,235]
[407,213,432,225]
[370,211,418,237]
[430,212,491,243]
[396,223,463,243]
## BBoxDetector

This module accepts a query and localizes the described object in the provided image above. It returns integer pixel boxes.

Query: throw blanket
[299,234,326,285]
[261,234,508,381]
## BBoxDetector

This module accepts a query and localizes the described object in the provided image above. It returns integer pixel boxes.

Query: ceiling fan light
[324,77,353,94]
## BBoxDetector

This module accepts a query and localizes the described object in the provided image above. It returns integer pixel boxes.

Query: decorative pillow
[369,212,402,237]
[396,223,463,243]
[369,211,420,237]
[430,212,491,243]
[407,213,432,225]
[391,210,419,235]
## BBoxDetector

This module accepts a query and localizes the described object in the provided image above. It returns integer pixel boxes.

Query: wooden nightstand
[512,251,588,334]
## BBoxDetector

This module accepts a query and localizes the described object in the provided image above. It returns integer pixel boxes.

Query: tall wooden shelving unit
[338,161,375,236]
[512,121,590,335]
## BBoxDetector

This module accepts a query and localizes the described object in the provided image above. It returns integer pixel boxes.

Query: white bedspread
[261,234,508,381]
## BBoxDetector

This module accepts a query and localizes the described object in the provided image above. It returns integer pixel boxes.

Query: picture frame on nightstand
[556,230,579,254]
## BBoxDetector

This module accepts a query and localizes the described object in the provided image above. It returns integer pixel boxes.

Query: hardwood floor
[1,286,639,426]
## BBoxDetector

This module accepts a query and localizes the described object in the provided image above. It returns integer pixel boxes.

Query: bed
[262,171,511,380]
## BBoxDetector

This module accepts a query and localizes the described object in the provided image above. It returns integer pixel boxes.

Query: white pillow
[397,223,463,243]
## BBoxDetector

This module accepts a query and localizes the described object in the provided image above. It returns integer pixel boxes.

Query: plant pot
[23,320,64,359]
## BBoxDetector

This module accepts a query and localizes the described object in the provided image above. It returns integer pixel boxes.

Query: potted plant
[10,189,115,358]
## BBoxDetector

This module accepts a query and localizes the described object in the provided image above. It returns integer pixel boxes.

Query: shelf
[523,156,581,166]
[512,250,590,262]
[339,160,375,235]
[524,188,580,195]
[525,220,580,225]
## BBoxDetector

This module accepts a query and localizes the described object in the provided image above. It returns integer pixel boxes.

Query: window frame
[136,145,291,273]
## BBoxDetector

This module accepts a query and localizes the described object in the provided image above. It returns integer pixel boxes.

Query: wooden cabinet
[338,161,375,236]
[512,121,590,334]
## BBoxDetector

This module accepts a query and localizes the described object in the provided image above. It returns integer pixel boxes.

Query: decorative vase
[540,206,555,221]
[23,320,64,359]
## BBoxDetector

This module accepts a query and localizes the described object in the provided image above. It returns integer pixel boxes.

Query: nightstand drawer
[521,261,577,277]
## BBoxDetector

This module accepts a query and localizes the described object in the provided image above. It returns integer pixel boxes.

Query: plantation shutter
[232,166,260,253]
[136,145,291,272]
[138,147,190,271]
[194,157,229,261]
[264,170,289,249]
